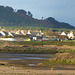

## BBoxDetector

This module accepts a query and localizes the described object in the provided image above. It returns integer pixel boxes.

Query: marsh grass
[42,53,75,66]
[0,41,75,54]
[0,41,75,46]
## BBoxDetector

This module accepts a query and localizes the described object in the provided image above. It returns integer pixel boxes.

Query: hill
[45,17,75,29]
[0,5,75,29]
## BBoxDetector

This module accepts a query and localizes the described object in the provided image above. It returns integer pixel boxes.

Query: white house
[67,31,74,39]
[0,31,9,37]
[0,38,16,41]
[61,32,66,36]
[33,37,37,41]
[0,31,6,36]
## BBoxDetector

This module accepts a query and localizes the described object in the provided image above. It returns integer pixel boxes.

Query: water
[0,53,54,60]
[0,53,74,70]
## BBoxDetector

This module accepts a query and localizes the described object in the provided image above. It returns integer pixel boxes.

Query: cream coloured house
[8,32,14,37]
[67,31,74,39]
[27,30,31,35]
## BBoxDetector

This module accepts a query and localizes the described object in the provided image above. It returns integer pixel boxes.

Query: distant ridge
[45,17,75,29]
[0,5,75,29]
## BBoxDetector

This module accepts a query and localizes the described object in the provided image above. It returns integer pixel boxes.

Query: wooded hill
[0,5,75,29]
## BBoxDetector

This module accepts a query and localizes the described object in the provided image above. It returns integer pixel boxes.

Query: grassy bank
[0,41,75,53]
[0,46,58,54]
[0,41,75,46]
[40,53,75,67]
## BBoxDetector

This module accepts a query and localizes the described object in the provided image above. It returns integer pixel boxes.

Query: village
[0,27,74,41]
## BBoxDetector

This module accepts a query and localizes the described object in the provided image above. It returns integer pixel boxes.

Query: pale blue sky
[0,0,75,27]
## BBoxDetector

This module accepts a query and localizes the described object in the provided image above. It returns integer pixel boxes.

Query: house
[67,31,74,39]
[8,32,14,37]
[30,31,43,41]
[26,30,31,35]
[20,30,26,35]
[0,30,16,41]
[14,35,30,41]
[0,38,16,41]
[49,36,59,41]
[0,31,8,37]
[61,32,66,36]
[0,30,15,38]
[15,30,23,35]
[32,37,37,41]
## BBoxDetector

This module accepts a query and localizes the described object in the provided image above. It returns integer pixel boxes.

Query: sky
[0,0,75,27]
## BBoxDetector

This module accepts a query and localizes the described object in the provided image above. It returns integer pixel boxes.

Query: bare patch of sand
[56,53,71,56]
[0,66,75,75]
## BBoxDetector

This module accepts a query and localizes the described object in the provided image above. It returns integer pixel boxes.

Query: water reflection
[0,53,54,60]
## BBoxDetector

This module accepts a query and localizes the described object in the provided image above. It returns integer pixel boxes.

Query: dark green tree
[17,9,27,15]
[27,11,33,17]
[6,6,14,12]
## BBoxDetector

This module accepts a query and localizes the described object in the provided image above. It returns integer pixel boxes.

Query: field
[0,41,75,74]
[0,41,75,53]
